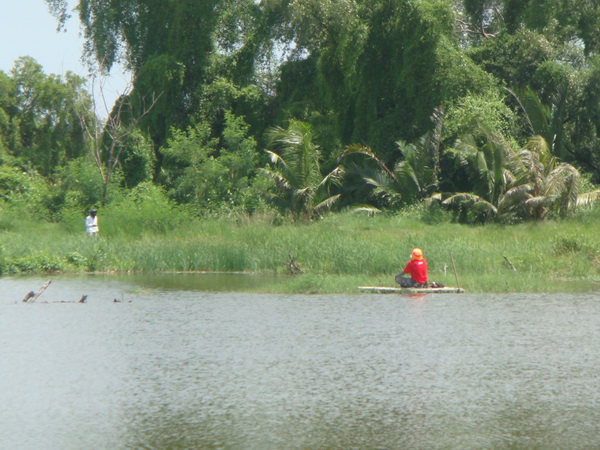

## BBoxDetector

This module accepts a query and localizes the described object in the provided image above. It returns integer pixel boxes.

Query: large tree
[46,0,269,148]
[274,0,493,161]
[42,0,600,211]
[0,57,88,176]
[459,0,600,179]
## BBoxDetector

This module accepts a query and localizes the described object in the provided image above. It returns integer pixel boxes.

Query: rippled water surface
[1,275,600,449]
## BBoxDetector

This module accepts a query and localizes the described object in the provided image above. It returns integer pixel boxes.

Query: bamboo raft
[358,286,465,294]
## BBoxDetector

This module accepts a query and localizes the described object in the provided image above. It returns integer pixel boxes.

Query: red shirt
[403,259,428,284]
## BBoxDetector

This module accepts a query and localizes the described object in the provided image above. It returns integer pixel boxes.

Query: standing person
[85,209,99,236]
[395,248,428,287]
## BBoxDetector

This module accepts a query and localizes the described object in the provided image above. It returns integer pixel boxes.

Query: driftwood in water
[21,291,35,302]
[22,280,52,303]
[285,253,303,275]
[56,295,88,303]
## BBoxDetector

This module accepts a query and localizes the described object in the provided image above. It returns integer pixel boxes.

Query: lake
[1,274,600,449]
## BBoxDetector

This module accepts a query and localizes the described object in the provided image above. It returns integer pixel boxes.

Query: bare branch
[455,18,496,38]
[74,68,162,204]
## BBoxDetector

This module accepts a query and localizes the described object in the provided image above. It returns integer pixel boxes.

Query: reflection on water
[1,275,600,449]
[121,272,284,292]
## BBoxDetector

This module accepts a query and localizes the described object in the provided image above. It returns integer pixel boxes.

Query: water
[1,274,600,449]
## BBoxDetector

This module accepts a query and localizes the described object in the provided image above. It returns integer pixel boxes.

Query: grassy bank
[0,205,599,294]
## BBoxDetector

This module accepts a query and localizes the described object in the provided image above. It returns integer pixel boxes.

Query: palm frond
[518,88,551,138]
[319,166,345,188]
[443,193,498,215]
[504,87,536,136]
[523,195,554,209]
[503,184,533,200]
[313,194,342,216]
[395,160,421,193]
[259,168,292,191]
[426,193,443,203]
[427,106,444,174]
[340,144,396,179]
[363,168,400,195]
[526,135,555,169]
[576,189,600,206]
[470,200,499,216]
[500,185,531,212]
[340,144,379,160]
[294,186,312,201]
[264,150,291,172]
[349,206,382,216]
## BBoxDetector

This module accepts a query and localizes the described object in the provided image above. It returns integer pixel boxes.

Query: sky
[0,0,129,112]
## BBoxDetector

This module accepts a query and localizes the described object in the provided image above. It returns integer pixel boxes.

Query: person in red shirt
[395,248,428,287]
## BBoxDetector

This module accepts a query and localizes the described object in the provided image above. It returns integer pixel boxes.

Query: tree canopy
[0,0,597,223]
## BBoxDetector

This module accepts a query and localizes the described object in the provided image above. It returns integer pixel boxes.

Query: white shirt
[85,215,99,234]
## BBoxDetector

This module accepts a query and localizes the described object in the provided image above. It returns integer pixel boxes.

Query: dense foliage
[0,0,598,224]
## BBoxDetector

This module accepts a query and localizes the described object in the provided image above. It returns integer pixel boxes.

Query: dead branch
[22,280,52,303]
[285,253,303,275]
[456,19,496,38]
[503,255,517,271]
[76,68,162,204]
[21,291,35,303]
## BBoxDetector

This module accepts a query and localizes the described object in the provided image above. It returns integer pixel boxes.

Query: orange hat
[411,248,423,260]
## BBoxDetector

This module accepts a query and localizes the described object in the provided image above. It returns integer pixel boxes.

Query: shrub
[101,182,190,237]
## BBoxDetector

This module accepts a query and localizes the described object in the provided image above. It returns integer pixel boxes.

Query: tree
[260,120,342,220]
[339,116,443,210]
[76,74,159,204]
[506,87,569,160]
[458,0,600,54]
[503,135,581,220]
[159,111,259,212]
[460,0,600,179]
[442,130,515,222]
[46,0,267,149]
[442,130,583,222]
[44,0,600,208]
[4,57,88,176]
[275,0,492,159]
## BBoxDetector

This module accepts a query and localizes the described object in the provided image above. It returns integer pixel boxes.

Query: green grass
[0,209,598,294]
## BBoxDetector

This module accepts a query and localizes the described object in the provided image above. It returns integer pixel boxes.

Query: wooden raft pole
[449,253,460,290]
[22,280,52,303]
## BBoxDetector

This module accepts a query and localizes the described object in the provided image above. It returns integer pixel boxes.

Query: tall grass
[0,204,598,293]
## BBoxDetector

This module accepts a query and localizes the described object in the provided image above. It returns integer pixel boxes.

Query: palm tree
[260,120,342,220]
[442,131,582,222]
[340,141,437,209]
[339,109,444,210]
[507,87,568,159]
[441,129,516,222]
[503,135,581,219]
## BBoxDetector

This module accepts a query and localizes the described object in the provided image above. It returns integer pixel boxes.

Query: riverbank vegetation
[0,1,600,293]
[1,197,598,293]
